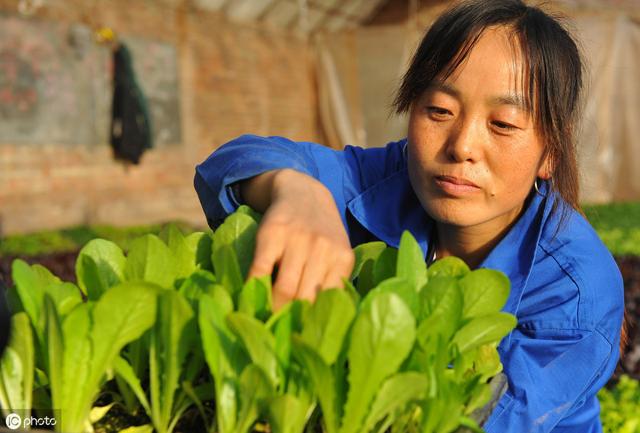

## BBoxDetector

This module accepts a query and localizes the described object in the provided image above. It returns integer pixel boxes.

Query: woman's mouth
[434,175,481,195]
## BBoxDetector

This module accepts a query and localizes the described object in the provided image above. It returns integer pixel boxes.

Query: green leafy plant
[584,202,640,256]
[0,207,516,433]
[7,256,157,432]
[599,375,640,433]
[0,312,34,420]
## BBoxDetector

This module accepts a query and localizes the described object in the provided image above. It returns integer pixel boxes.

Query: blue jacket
[194,134,624,433]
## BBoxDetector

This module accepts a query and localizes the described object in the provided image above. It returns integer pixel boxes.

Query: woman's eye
[492,120,517,131]
[426,106,452,119]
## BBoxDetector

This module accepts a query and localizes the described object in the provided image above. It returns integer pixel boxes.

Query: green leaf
[267,394,311,433]
[284,363,315,412]
[11,260,55,341]
[473,344,503,382]
[186,232,213,272]
[235,205,263,223]
[13,260,81,325]
[0,312,34,413]
[180,381,212,432]
[119,333,151,413]
[270,300,306,388]
[165,224,199,280]
[340,292,416,433]
[87,282,158,399]
[459,269,510,319]
[75,239,126,300]
[361,277,419,319]
[44,282,83,318]
[119,425,154,433]
[212,211,258,281]
[149,290,196,432]
[463,379,493,416]
[427,257,470,279]
[199,292,245,433]
[292,338,341,433]
[351,242,387,292]
[362,372,428,433]
[0,349,24,413]
[451,313,517,354]
[417,277,463,349]
[177,270,217,308]
[89,403,114,424]
[125,235,177,288]
[198,290,237,379]
[113,356,152,416]
[43,296,64,427]
[213,245,244,298]
[397,231,428,292]
[226,313,279,388]
[372,248,398,287]
[458,416,485,433]
[60,303,92,428]
[343,280,361,305]
[236,364,274,433]
[301,289,356,365]
[238,276,272,321]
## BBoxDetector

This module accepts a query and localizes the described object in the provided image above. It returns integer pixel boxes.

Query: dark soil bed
[2,251,640,379]
[0,251,79,288]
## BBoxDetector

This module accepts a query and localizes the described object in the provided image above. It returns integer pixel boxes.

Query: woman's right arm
[193,134,406,308]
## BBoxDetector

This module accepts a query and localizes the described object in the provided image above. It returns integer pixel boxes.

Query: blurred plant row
[583,202,640,256]
[0,223,194,258]
[599,375,640,433]
[2,202,638,259]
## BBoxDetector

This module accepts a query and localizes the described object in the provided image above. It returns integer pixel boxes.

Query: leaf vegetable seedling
[0,206,516,433]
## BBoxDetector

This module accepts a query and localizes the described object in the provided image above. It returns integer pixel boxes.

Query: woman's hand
[241,169,355,310]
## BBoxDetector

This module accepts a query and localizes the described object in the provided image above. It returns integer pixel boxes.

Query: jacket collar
[346,170,555,316]
[347,168,434,257]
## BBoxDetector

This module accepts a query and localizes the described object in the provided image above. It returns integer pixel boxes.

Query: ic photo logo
[5,413,21,430]
[4,412,57,430]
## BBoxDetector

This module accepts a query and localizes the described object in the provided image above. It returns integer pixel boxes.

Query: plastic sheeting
[575,14,640,203]
[315,33,366,149]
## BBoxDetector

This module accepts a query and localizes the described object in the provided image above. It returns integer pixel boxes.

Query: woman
[194,1,625,431]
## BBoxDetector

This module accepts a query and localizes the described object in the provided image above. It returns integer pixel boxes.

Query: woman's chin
[422,199,484,227]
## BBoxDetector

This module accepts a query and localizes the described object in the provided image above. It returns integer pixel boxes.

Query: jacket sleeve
[193,134,406,228]
[484,324,618,433]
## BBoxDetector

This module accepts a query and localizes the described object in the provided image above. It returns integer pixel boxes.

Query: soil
[2,251,640,379]
[0,251,79,288]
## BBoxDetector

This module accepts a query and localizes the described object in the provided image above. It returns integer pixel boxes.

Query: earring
[534,178,546,197]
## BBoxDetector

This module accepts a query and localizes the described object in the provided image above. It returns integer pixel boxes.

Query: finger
[322,250,355,290]
[248,227,285,280]
[273,239,308,310]
[297,241,331,303]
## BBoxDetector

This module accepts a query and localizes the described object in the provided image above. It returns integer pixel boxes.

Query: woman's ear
[537,152,554,180]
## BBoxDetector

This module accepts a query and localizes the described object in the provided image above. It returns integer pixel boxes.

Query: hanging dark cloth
[110,43,153,164]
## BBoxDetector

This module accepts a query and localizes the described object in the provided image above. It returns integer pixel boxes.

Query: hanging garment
[110,43,152,164]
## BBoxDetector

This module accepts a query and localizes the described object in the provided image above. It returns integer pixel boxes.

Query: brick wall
[0,0,322,235]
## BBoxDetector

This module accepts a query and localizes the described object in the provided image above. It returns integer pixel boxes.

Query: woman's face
[407,26,551,232]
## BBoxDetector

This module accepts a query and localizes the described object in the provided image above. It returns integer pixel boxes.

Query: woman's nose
[445,118,483,163]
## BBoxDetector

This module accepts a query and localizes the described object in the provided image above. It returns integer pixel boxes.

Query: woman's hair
[394,0,583,219]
